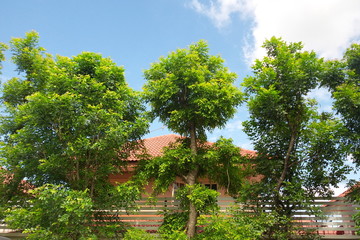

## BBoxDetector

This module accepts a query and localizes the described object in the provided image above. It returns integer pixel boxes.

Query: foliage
[158,212,188,234]
[0,31,148,205]
[322,45,360,229]
[354,202,360,235]
[89,181,143,239]
[204,137,255,196]
[176,184,219,214]
[135,138,196,195]
[328,43,360,164]
[123,227,187,240]
[355,213,360,235]
[260,211,320,240]
[197,203,321,240]
[333,43,360,236]
[5,184,96,240]
[110,181,143,211]
[0,42,8,73]
[122,228,156,240]
[135,137,253,237]
[196,209,271,240]
[159,230,188,240]
[136,137,251,195]
[143,40,242,138]
[196,203,322,240]
[141,40,243,237]
[241,37,350,238]
[344,184,360,234]
[3,182,142,240]
[0,31,149,239]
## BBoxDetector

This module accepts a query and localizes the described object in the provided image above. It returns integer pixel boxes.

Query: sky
[1,0,360,194]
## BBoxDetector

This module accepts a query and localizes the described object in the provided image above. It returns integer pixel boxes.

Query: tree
[0,32,149,236]
[242,37,350,238]
[323,44,360,229]
[142,40,243,237]
[328,43,360,164]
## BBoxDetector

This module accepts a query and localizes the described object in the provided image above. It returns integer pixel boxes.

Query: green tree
[142,40,243,238]
[322,44,360,231]
[242,37,350,239]
[0,32,148,237]
[338,45,360,233]
[328,43,360,164]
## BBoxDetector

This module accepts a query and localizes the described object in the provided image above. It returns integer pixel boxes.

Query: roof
[127,134,256,161]
[1,167,33,192]
[337,182,360,197]
[142,134,182,157]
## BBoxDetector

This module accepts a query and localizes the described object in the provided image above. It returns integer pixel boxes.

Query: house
[109,134,256,197]
[0,167,32,194]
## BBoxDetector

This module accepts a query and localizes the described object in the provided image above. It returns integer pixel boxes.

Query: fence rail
[1,197,359,239]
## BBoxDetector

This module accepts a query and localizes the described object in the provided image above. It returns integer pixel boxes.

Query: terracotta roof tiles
[142,134,182,157]
[128,134,256,161]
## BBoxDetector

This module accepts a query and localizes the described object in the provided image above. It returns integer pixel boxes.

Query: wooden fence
[1,197,359,239]
[242,197,360,239]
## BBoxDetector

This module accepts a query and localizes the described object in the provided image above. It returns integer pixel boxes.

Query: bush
[196,208,270,240]
[123,228,155,240]
[159,211,188,233]
[5,184,96,240]
[123,228,187,240]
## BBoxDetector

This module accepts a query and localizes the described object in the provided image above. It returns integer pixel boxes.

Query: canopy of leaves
[0,32,149,203]
[332,44,360,164]
[143,40,242,138]
[242,37,350,202]
[142,40,244,237]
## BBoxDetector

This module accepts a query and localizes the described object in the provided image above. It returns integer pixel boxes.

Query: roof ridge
[142,134,181,141]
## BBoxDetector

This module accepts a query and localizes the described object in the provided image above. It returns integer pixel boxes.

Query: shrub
[5,184,96,240]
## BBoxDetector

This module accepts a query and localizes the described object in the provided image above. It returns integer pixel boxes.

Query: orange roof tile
[338,182,360,197]
[142,134,182,157]
[127,134,256,161]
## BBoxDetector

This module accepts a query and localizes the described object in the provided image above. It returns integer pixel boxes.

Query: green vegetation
[5,184,95,240]
[0,31,148,238]
[0,33,358,239]
[241,37,351,239]
[322,43,360,236]
[325,43,360,165]
[142,40,243,238]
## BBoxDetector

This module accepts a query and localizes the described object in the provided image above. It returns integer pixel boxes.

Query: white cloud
[225,119,243,131]
[190,0,251,28]
[190,0,360,62]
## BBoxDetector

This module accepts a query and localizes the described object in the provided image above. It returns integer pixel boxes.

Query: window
[205,183,217,190]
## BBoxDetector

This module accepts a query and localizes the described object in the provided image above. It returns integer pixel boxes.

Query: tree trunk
[275,132,297,193]
[273,130,297,221]
[185,122,199,238]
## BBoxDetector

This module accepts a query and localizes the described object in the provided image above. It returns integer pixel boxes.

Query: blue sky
[1,0,360,193]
